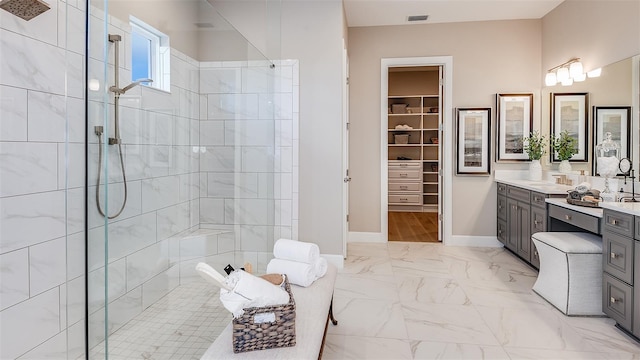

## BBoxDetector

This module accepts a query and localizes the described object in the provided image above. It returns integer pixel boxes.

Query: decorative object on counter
[552,130,578,173]
[496,93,533,161]
[595,132,620,202]
[593,106,631,176]
[551,92,588,162]
[617,157,638,202]
[455,108,491,175]
[566,185,601,208]
[524,131,547,181]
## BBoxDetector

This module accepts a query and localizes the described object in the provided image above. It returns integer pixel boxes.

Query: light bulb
[587,68,602,78]
[569,61,583,78]
[573,73,586,82]
[556,67,570,82]
[545,72,557,86]
[561,77,573,86]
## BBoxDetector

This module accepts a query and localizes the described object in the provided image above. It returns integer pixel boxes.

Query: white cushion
[531,232,602,254]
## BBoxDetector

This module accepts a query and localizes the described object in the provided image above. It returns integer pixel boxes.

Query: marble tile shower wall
[198,60,299,273]
[0,0,86,359]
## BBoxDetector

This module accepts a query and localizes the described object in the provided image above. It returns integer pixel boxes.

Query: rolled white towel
[267,258,316,287]
[314,257,328,278]
[219,270,290,318]
[273,238,319,264]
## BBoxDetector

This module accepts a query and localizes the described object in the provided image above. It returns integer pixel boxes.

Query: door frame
[380,56,453,244]
[342,38,350,258]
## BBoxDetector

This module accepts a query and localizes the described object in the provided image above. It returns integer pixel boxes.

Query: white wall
[348,20,542,236]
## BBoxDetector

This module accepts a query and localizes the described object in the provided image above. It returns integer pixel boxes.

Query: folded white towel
[273,238,319,264]
[219,270,290,318]
[314,257,328,278]
[267,258,316,287]
[195,262,232,291]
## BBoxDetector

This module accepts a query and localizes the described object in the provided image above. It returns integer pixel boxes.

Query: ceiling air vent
[407,15,429,22]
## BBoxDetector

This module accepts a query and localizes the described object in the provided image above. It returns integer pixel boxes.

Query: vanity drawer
[497,218,507,245]
[388,162,422,170]
[388,182,421,192]
[548,205,600,234]
[635,217,640,240]
[530,192,548,209]
[603,273,633,330]
[531,207,547,234]
[497,182,507,196]
[497,195,507,221]
[388,194,421,205]
[506,186,530,202]
[604,210,634,238]
[603,231,634,285]
[389,169,421,180]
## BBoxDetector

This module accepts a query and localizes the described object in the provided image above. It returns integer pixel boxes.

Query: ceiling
[343,0,565,27]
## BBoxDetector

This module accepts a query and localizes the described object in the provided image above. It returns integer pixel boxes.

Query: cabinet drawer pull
[498,205,502,210]
[611,219,619,225]
[533,196,542,202]
[399,185,408,190]
[610,252,620,259]
[534,220,540,225]
[534,250,539,258]
[400,173,408,177]
[610,297,621,304]
[565,214,572,221]
[400,164,407,167]
[400,198,408,202]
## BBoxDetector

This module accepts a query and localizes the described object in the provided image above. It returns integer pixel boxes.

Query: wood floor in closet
[388,212,439,242]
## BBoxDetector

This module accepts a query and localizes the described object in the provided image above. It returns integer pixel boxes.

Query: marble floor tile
[323,335,412,359]
[329,297,408,340]
[341,256,394,276]
[504,347,640,360]
[347,242,390,258]
[391,257,451,278]
[458,278,554,310]
[401,302,500,345]
[334,274,400,301]
[396,275,470,306]
[475,304,598,351]
[561,315,640,355]
[388,242,442,260]
[410,340,510,359]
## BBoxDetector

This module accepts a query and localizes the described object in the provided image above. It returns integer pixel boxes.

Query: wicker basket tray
[232,276,296,353]
[566,197,601,208]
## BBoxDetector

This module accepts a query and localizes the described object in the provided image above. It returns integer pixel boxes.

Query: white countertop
[599,201,640,216]
[545,198,603,218]
[496,178,575,195]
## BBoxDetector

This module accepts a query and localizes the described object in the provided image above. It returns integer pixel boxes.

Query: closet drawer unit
[604,210,634,238]
[530,192,547,209]
[603,231,635,285]
[506,186,530,202]
[388,169,421,180]
[603,273,633,331]
[497,196,507,221]
[388,194,421,205]
[388,162,421,170]
[388,183,421,192]
[549,205,600,234]
[497,182,507,196]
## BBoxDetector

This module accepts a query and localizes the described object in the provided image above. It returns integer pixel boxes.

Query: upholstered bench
[201,264,338,359]
[532,232,603,316]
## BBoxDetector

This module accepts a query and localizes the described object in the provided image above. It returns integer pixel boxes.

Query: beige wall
[348,20,542,235]
[542,0,640,74]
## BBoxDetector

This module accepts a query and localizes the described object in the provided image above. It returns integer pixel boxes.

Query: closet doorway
[382,59,449,243]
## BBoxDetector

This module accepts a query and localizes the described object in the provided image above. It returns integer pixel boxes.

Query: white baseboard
[446,236,504,247]
[348,231,385,243]
[321,254,344,269]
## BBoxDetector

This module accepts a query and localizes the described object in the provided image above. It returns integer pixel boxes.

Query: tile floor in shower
[89,280,230,360]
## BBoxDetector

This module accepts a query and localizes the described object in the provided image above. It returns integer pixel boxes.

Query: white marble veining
[0,248,29,311]
[126,241,169,291]
[29,237,66,296]
[324,243,640,359]
[0,85,27,141]
[0,142,58,197]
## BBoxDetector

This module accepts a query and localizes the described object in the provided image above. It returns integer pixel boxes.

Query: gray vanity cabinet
[601,209,638,337]
[507,197,531,258]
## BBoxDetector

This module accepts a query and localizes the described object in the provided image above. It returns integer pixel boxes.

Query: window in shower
[130,16,170,91]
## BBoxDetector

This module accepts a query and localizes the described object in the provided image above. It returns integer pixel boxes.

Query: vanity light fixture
[545,57,593,86]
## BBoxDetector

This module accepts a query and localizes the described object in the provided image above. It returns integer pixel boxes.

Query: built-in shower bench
[200,264,338,360]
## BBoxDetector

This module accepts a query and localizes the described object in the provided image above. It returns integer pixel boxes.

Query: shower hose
[95,127,128,219]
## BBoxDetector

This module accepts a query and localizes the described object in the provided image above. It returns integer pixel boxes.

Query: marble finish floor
[323,242,640,359]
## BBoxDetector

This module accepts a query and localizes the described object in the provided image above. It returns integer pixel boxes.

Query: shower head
[121,78,153,93]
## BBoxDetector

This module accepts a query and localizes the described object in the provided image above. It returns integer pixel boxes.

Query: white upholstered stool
[531,232,603,316]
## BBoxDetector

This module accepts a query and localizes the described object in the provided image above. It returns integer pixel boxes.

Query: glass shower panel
[86,0,280,358]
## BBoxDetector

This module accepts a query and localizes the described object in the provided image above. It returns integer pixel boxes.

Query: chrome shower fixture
[0,0,50,21]
[110,78,153,96]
